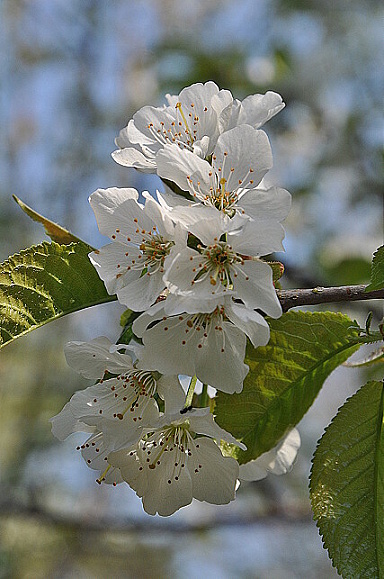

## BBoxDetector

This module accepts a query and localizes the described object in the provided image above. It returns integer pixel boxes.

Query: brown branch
[277,285,384,313]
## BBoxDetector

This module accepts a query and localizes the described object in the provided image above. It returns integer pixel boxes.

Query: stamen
[175,102,194,144]
[96,464,112,484]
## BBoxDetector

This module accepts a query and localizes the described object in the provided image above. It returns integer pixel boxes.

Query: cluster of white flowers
[51,82,300,516]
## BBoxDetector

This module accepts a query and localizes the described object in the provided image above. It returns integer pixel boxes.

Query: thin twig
[277,285,384,313]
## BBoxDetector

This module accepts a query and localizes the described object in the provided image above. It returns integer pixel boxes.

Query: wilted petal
[239,429,301,481]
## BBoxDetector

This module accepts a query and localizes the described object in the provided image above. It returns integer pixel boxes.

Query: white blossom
[163,214,282,318]
[112,81,230,172]
[88,187,186,311]
[50,337,184,466]
[132,296,270,393]
[112,81,284,173]
[109,408,245,516]
[157,125,269,209]
[156,125,291,240]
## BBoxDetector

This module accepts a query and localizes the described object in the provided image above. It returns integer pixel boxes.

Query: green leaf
[366,245,384,291]
[118,309,142,345]
[13,195,82,245]
[0,241,116,349]
[310,380,384,578]
[265,260,284,285]
[215,311,362,463]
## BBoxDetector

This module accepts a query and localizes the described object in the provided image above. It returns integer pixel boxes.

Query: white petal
[229,218,286,256]
[192,135,210,158]
[156,143,211,194]
[164,248,230,305]
[219,98,241,132]
[239,186,291,222]
[214,126,272,190]
[80,431,123,485]
[100,401,160,449]
[89,187,154,243]
[113,266,166,311]
[64,337,133,378]
[194,320,248,393]
[225,300,270,349]
[142,191,177,239]
[188,410,246,449]
[156,187,191,210]
[50,402,95,441]
[177,81,220,143]
[188,437,238,504]
[117,119,154,148]
[142,450,193,516]
[136,314,200,378]
[236,91,285,128]
[109,447,149,498]
[135,308,248,393]
[113,443,193,516]
[162,291,221,316]
[156,375,186,414]
[90,243,166,310]
[131,105,175,149]
[233,259,282,318]
[89,243,142,295]
[112,148,156,172]
[211,90,234,133]
[89,187,140,215]
[131,301,165,337]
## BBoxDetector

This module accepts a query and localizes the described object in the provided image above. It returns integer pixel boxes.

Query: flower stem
[200,384,209,408]
[184,375,197,409]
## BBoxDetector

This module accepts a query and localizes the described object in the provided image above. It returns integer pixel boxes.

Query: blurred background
[0,0,383,577]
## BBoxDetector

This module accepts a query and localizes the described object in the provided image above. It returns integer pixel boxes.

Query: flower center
[200,242,243,287]
[175,306,227,353]
[145,423,192,474]
[209,177,238,215]
[139,234,174,274]
[114,370,157,421]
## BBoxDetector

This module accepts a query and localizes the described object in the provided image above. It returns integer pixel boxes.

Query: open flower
[50,336,182,446]
[88,187,185,311]
[157,125,272,214]
[112,82,230,172]
[132,296,270,393]
[109,408,245,516]
[163,214,282,317]
[156,125,291,237]
[112,81,284,173]
[51,337,190,485]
